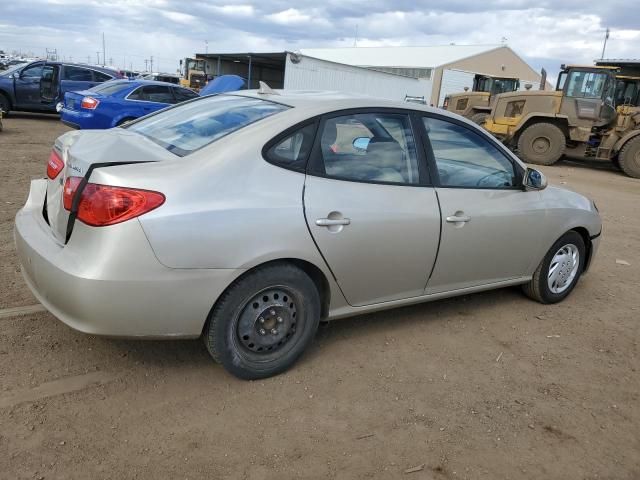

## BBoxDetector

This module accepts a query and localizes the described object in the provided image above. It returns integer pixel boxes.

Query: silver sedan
[15,89,602,379]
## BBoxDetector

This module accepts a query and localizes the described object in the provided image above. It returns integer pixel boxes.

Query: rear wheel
[517,122,566,166]
[203,264,321,380]
[522,231,585,304]
[470,112,489,125]
[618,136,640,178]
[0,93,10,116]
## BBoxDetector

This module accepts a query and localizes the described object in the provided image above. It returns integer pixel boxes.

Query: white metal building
[195,51,429,102]
[300,45,546,106]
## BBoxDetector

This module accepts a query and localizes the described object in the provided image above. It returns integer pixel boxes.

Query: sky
[1,0,638,79]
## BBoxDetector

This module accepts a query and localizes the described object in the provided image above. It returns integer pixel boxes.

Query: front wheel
[517,122,566,166]
[618,136,640,178]
[203,264,321,380]
[522,231,586,304]
[0,94,10,116]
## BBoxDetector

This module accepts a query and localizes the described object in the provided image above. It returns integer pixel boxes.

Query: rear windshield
[89,80,132,95]
[126,95,289,156]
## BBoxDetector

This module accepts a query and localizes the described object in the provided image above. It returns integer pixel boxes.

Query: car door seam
[424,188,444,290]
[301,181,353,307]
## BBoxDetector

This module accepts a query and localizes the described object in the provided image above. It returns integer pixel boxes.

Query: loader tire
[618,136,640,179]
[517,122,566,166]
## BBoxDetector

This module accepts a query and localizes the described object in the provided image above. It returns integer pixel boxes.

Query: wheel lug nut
[259,328,266,335]
[271,328,278,335]
[259,317,265,323]
[270,309,276,315]
[277,317,283,323]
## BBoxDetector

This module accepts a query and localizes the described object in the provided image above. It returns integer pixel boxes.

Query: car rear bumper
[60,108,98,130]
[15,179,244,338]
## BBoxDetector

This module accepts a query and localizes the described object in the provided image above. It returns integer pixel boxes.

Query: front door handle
[316,218,351,227]
[446,214,471,223]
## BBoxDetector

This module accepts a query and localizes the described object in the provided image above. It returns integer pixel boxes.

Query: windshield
[127,95,289,156]
[89,80,132,95]
[565,70,609,98]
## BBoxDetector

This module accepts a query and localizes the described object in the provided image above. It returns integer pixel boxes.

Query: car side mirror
[523,167,547,190]
[352,137,370,152]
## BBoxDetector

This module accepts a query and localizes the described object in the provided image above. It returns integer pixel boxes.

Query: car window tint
[142,85,174,103]
[127,95,289,156]
[21,65,43,78]
[316,113,419,185]
[89,81,131,95]
[423,117,516,188]
[173,87,199,103]
[64,66,93,81]
[127,86,144,100]
[93,70,112,82]
[265,123,316,172]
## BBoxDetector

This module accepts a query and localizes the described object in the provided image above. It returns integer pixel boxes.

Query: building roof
[298,45,503,69]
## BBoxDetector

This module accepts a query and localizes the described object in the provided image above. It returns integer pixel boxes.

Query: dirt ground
[0,113,638,480]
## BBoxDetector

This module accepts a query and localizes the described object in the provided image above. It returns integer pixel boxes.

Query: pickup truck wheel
[522,231,585,304]
[517,122,566,166]
[0,93,10,116]
[618,136,640,178]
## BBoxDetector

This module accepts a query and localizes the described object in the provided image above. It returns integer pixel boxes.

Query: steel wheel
[203,263,321,379]
[547,244,580,294]
[235,286,300,357]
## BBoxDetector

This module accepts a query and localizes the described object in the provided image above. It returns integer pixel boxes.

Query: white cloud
[161,10,197,24]
[266,8,312,24]
[209,4,255,16]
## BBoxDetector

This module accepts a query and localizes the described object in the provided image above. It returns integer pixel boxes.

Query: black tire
[203,263,321,380]
[470,112,489,125]
[0,93,10,116]
[611,156,621,170]
[522,231,586,304]
[517,122,566,166]
[618,136,640,179]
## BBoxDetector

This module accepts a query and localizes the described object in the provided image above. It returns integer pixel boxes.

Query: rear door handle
[316,218,351,227]
[446,214,471,223]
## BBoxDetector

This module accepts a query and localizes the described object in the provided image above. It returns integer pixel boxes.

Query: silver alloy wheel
[547,243,580,294]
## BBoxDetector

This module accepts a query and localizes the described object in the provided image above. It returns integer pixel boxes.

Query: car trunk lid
[45,128,175,243]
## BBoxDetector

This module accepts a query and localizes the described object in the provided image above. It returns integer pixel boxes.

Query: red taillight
[47,150,64,179]
[74,184,165,226]
[63,176,82,210]
[81,96,100,110]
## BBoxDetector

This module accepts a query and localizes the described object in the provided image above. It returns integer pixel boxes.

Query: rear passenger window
[93,71,112,82]
[312,113,419,185]
[142,85,174,103]
[172,87,199,103]
[63,66,93,81]
[265,123,316,172]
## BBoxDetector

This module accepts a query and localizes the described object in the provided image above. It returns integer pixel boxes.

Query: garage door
[438,69,476,107]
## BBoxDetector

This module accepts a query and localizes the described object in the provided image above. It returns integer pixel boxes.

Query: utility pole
[150,55,153,73]
[102,32,106,67]
[144,59,148,72]
[96,51,100,64]
[87,55,91,64]
[600,28,610,60]
[205,40,208,54]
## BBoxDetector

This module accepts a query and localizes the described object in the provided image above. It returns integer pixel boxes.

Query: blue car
[60,80,199,129]
[0,61,122,115]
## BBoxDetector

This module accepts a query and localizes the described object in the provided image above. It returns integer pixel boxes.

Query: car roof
[226,89,446,116]
[102,79,189,89]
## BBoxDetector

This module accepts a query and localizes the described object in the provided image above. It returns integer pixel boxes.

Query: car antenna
[257,81,280,95]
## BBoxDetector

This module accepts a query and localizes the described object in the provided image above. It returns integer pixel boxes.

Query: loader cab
[613,76,640,106]
[557,65,618,128]
[473,75,520,96]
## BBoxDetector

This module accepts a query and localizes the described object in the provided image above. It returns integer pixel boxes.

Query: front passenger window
[423,117,517,188]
